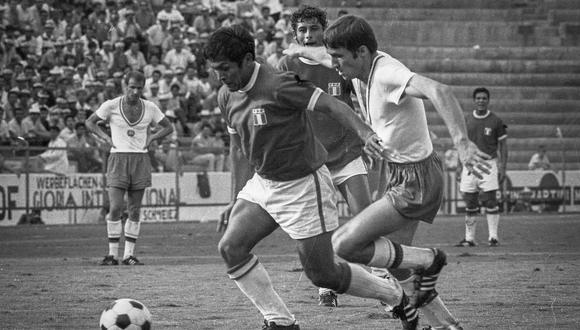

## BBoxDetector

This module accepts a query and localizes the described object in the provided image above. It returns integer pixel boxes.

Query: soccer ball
[99,298,152,330]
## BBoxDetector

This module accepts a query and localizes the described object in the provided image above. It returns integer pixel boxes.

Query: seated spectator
[143,55,166,79]
[0,107,10,146]
[33,126,69,175]
[67,122,102,173]
[58,115,77,143]
[164,38,196,71]
[21,104,51,146]
[528,145,551,171]
[193,7,216,35]
[125,38,147,71]
[184,121,224,172]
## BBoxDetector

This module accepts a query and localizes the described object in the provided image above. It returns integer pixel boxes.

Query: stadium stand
[284,0,580,170]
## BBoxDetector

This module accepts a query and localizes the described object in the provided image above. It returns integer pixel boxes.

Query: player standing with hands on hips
[284,14,492,330]
[86,71,174,266]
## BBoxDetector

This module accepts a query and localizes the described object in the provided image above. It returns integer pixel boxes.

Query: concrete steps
[425,111,576,126]
[425,99,579,113]
[429,124,580,139]
[370,20,561,46]
[449,85,580,99]
[402,59,580,73]
[387,46,580,60]
[423,72,580,86]
[321,7,521,21]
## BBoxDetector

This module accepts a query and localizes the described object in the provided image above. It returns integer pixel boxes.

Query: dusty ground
[1,213,579,329]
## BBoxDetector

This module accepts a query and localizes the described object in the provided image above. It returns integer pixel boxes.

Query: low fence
[0,145,578,226]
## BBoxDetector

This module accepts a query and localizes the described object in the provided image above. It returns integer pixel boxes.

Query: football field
[1,213,579,329]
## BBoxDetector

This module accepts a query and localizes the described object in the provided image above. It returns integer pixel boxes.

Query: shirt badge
[328,82,341,96]
[484,127,492,135]
[252,108,267,126]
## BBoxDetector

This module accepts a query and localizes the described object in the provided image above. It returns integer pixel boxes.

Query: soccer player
[277,5,372,307]
[86,71,174,266]
[285,15,491,330]
[456,87,508,247]
[208,25,420,330]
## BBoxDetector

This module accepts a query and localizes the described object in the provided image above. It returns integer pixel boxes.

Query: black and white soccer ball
[99,298,152,330]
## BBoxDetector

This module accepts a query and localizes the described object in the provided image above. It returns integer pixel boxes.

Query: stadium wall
[0,171,579,226]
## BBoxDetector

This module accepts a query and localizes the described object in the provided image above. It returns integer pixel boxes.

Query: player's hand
[363,133,385,160]
[217,201,235,233]
[457,140,491,179]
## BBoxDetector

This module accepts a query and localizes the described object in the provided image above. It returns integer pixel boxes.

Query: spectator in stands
[143,54,165,79]
[117,9,143,41]
[33,125,69,175]
[3,87,20,121]
[256,6,276,39]
[164,38,195,71]
[58,114,76,143]
[21,103,50,145]
[7,106,25,139]
[274,9,292,36]
[193,7,216,35]
[266,45,284,68]
[0,106,10,145]
[67,122,102,173]
[528,145,551,171]
[157,0,184,27]
[125,38,147,71]
[186,121,224,172]
[110,42,129,74]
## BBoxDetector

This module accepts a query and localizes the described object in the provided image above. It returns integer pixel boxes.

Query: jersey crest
[484,127,492,135]
[252,108,267,126]
[328,82,341,96]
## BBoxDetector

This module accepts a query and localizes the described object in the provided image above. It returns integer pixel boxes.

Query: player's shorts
[106,152,152,191]
[329,156,368,186]
[380,152,443,224]
[460,158,499,193]
[237,165,339,240]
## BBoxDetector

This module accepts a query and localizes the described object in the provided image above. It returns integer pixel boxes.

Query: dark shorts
[380,152,443,223]
[106,153,152,191]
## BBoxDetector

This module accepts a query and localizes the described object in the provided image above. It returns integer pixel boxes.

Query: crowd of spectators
[0,0,293,174]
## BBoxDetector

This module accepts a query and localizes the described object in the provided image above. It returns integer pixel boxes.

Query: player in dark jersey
[457,87,508,247]
[277,5,372,307]
[206,25,421,330]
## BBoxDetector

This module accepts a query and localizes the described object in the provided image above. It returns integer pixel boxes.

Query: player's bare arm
[283,44,333,69]
[314,92,384,159]
[498,137,508,184]
[403,74,491,178]
[220,133,253,224]
[85,113,115,148]
[145,117,173,149]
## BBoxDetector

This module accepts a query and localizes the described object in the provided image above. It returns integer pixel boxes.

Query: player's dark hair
[125,71,145,86]
[324,15,377,55]
[204,25,255,66]
[473,87,490,99]
[290,5,328,33]
[75,122,86,130]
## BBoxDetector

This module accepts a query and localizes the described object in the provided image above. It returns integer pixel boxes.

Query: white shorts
[329,156,368,186]
[237,165,339,240]
[460,158,499,193]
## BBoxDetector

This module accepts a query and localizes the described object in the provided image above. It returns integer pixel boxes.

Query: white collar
[473,110,490,119]
[238,62,260,93]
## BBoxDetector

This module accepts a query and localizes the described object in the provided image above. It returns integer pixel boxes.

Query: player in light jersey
[456,87,508,247]
[86,71,174,266]
[207,25,421,330]
[277,5,372,307]
[285,15,492,330]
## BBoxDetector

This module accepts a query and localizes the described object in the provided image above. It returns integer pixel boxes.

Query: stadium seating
[285,0,580,170]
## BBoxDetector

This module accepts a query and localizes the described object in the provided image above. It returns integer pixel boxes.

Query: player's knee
[218,236,250,264]
[332,233,357,260]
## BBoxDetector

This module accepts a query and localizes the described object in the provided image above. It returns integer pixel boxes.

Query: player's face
[326,46,362,80]
[125,78,144,102]
[474,92,489,111]
[209,56,254,92]
[295,18,324,47]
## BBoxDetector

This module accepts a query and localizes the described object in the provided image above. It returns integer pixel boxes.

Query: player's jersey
[277,56,363,171]
[466,110,507,158]
[95,96,165,153]
[218,63,327,181]
[352,52,433,163]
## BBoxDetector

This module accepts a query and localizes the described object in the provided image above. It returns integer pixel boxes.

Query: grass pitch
[1,213,579,329]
